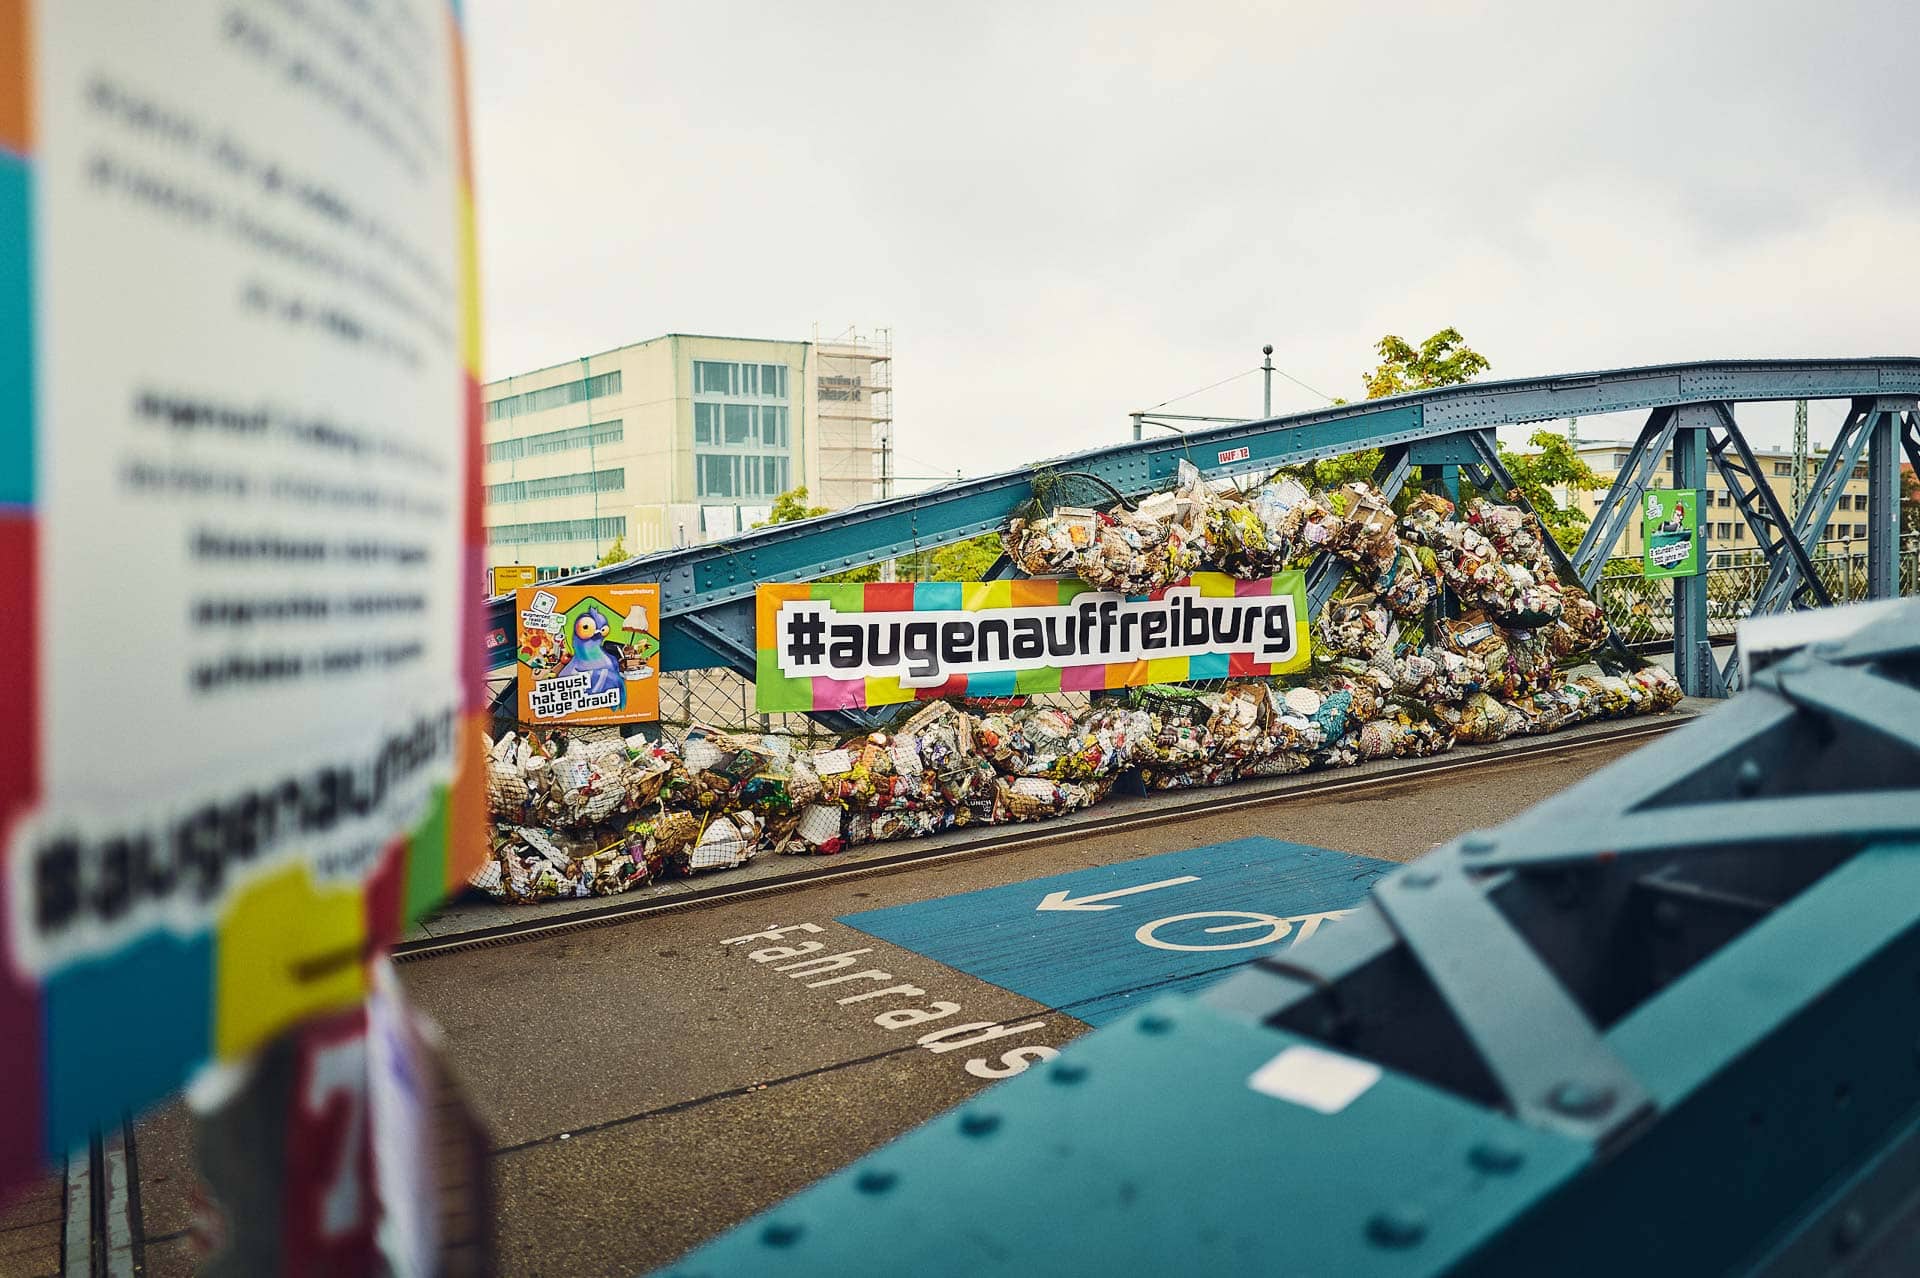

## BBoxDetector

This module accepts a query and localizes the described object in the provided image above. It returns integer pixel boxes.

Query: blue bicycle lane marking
[840,836,1390,1026]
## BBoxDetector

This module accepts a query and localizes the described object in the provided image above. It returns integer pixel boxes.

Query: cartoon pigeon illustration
[560,606,625,700]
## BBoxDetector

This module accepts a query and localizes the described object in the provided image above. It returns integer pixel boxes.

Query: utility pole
[1262,345,1274,418]
[1792,400,1810,516]
[878,423,897,583]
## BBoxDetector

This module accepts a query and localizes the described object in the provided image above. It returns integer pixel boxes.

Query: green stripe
[403,785,452,924]
[1015,666,1062,694]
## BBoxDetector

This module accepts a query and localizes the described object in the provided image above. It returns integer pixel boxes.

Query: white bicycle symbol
[1134,909,1356,953]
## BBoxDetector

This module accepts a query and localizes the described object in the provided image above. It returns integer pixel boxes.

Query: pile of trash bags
[475,664,1680,904]
[472,479,1682,905]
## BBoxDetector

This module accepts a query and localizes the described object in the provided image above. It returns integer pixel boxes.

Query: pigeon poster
[516,585,662,724]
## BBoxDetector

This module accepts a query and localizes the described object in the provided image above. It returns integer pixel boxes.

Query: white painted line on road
[103,1128,135,1278]
[1035,876,1200,912]
[63,1149,91,1278]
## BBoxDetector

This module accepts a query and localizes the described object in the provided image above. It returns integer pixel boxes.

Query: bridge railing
[1596,532,1920,647]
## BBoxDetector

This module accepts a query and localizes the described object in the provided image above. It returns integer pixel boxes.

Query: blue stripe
[1187,651,1231,681]
[0,154,31,507]
[913,582,962,611]
[964,670,1017,698]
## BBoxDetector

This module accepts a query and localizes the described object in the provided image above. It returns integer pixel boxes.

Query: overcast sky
[468,0,1918,485]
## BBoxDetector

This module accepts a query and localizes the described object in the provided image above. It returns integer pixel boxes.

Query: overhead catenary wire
[1144,366,1260,411]
[1142,362,1340,417]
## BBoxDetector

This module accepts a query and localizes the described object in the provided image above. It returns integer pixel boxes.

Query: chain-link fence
[1596,534,1920,647]
[487,533,1918,749]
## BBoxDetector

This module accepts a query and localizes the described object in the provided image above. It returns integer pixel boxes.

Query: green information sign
[1643,489,1703,578]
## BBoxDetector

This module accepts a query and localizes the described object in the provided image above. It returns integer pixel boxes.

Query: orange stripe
[0,0,30,155]
[444,710,488,888]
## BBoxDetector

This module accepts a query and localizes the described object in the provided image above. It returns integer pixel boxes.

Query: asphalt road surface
[25,732,1651,1278]
[377,733,1647,1278]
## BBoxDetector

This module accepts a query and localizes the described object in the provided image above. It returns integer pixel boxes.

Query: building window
[693,359,788,399]
[1853,464,1868,479]
[694,403,787,448]
[487,515,627,545]
[1734,524,1745,541]
[485,468,624,505]
[697,452,790,499]
[1610,452,1629,468]
[699,454,734,497]
[486,420,622,462]
[485,371,621,421]
[1716,490,1730,506]
[1854,523,1867,538]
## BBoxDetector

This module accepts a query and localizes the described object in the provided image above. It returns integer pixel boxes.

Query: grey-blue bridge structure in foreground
[481,357,1920,713]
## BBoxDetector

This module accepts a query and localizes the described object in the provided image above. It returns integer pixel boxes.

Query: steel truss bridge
[482,357,1920,716]
[665,590,1920,1276]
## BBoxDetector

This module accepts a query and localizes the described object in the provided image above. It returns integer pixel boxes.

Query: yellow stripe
[458,190,481,374]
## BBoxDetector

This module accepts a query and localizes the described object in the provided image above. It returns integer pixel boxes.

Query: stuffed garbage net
[474,470,1681,903]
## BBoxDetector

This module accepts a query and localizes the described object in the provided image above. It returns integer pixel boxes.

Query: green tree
[755,487,828,527]
[1362,327,1491,399]
[921,533,1002,581]
[1288,326,1492,491]
[1491,429,1606,551]
[595,535,628,567]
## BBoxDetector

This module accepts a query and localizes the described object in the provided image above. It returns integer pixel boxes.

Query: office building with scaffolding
[481,329,890,576]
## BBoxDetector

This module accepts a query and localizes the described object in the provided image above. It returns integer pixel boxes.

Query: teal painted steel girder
[482,357,1920,676]
[664,600,1920,1276]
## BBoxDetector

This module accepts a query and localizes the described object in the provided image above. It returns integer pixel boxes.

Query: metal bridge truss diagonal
[479,359,1920,717]
[1197,599,1920,1271]
[672,601,1920,1277]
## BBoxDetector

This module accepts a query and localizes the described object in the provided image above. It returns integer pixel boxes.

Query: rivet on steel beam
[1049,1060,1089,1085]
[1365,1207,1428,1249]
[1460,831,1497,856]
[1468,1141,1525,1174]
[1139,1013,1175,1035]
[958,1110,1002,1138]
[855,1169,899,1196]
[1546,1081,1616,1119]
[1734,758,1764,796]
[761,1220,805,1248]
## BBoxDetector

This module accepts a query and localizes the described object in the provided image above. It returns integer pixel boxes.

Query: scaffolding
[811,324,893,509]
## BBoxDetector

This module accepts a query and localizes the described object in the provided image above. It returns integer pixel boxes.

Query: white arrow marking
[1036,876,1201,912]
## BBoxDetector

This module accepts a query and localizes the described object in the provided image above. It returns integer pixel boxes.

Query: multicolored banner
[0,0,485,1190]
[516,584,662,724]
[756,573,1311,712]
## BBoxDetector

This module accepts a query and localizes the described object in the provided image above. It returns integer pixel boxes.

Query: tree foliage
[595,535,628,567]
[1492,429,1605,551]
[921,534,1002,581]
[1284,326,1492,491]
[756,487,828,526]
[1362,327,1491,400]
